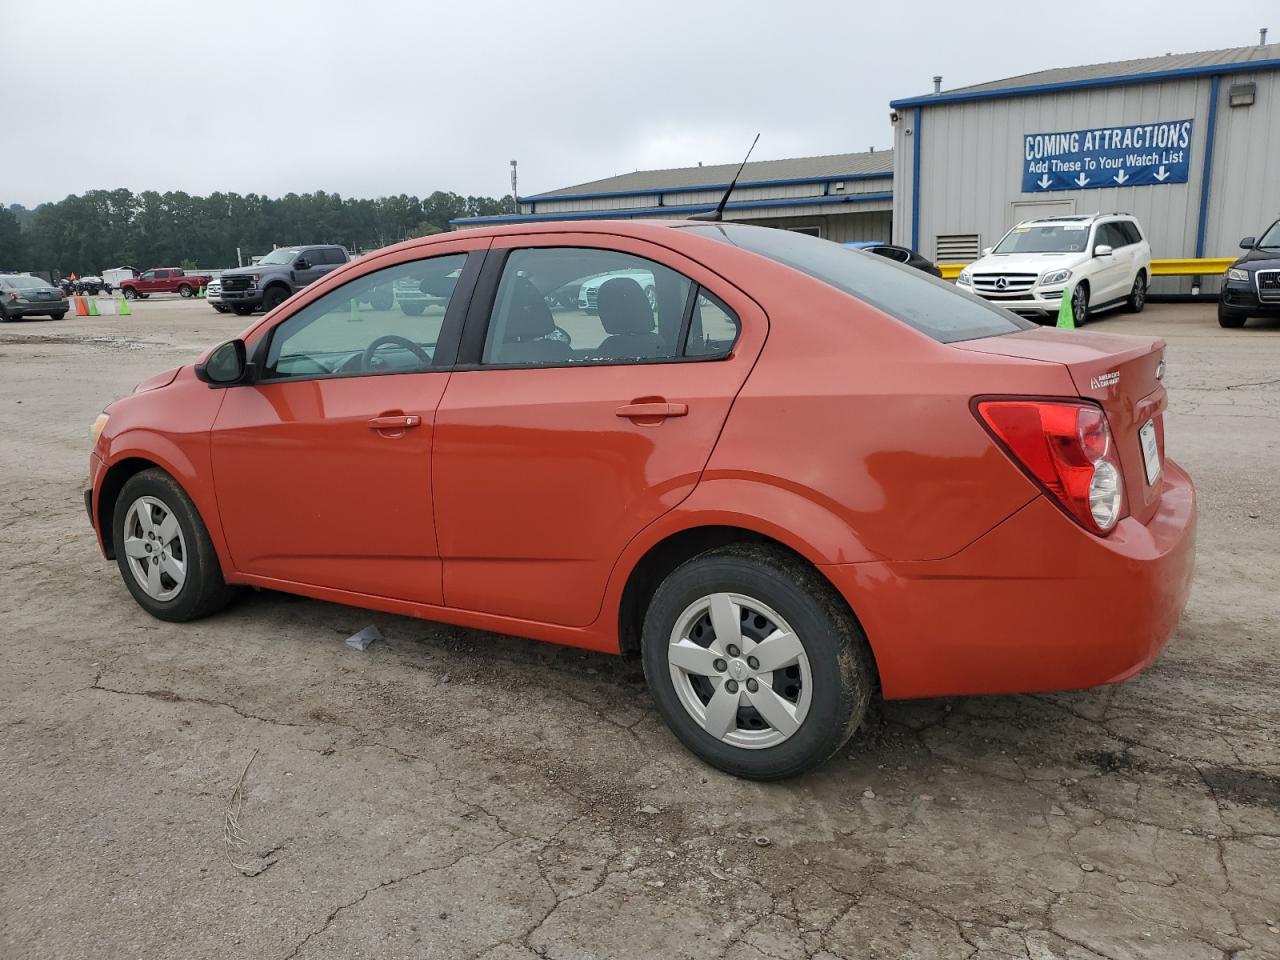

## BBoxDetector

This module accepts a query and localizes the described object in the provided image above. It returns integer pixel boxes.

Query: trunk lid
[955,327,1168,524]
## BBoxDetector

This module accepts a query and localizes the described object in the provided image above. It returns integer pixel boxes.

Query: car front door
[137,270,159,293]
[1093,224,1129,302]
[209,240,486,603]
[432,235,767,627]
[295,249,329,288]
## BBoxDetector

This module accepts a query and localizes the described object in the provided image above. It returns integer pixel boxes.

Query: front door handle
[368,414,421,430]
[615,401,688,420]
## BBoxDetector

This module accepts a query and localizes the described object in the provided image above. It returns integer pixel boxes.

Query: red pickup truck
[119,268,213,300]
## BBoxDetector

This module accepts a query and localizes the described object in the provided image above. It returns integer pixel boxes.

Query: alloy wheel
[121,495,188,601]
[667,592,812,749]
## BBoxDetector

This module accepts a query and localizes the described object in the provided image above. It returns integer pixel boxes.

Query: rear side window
[321,248,346,265]
[686,291,740,358]
[685,223,1033,343]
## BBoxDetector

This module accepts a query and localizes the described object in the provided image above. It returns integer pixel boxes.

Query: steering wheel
[363,334,431,371]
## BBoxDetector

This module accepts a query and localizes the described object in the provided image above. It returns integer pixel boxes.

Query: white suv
[957,214,1151,324]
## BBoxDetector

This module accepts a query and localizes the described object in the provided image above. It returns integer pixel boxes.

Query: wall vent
[936,234,980,262]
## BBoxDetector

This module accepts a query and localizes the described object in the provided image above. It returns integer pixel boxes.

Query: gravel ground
[1,297,1277,960]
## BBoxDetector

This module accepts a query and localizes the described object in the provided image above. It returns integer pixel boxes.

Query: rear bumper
[821,459,1196,700]
[6,301,67,315]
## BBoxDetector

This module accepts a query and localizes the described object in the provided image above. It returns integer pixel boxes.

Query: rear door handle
[615,402,688,420]
[368,415,421,430]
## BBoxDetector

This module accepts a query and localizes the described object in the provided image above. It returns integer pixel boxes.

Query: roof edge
[521,169,891,204]
[890,56,1280,108]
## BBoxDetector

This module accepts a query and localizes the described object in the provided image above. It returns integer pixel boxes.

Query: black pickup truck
[216,244,350,315]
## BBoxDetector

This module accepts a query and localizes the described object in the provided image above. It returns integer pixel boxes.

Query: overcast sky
[2,1,1272,207]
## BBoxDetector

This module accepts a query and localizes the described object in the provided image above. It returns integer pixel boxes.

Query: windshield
[258,248,303,266]
[994,223,1091,254]
[5,275,47,289]
[683,223,1033,343]
[1258,220,1280,249]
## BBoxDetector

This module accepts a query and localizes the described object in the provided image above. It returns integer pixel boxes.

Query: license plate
[1139,419,1161,486]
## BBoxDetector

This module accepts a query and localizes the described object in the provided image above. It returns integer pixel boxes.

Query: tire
[641,545,876,780]
[112,468,236,622]
[369,287,394,311]
[1071,282,1090,325]
[400,302,427,316]
[50,312,67,320]
[212,305,230,313]
[177,285,195,298]
[122,287,137,300]
[1126,273,1147,313]
[1218,302,1247,329]
[261,286,290,312]
[232,304,255,316]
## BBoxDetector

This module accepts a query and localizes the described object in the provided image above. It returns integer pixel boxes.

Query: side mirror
[981,246,993,256]
[295,258,311,270]
[1240,236,1257,249]
[195,338,248,386]
[1094,244,1114,258]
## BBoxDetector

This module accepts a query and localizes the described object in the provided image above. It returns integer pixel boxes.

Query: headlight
[1042,268,1072,285]
[1226,268,1249,282]
[956,268,972,285]
[90,413,110,447]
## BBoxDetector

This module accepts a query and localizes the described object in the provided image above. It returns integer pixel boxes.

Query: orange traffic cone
[75,296,89,317]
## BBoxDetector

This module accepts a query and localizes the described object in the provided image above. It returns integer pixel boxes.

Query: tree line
[0,188,516,277]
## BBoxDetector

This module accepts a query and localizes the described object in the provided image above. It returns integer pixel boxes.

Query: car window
[263,253,468,380]
[140,271,155,280]
[4,275,45,289]
[321,248,346,265]
[993,223,1091,254]
[1099,223,1127,249]
[481,247,693,366]
[685,223,1033,343]
[1117,222,1142,246]
[685,290,740,358]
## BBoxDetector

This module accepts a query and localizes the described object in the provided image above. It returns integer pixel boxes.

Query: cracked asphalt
[0,298,1277,960]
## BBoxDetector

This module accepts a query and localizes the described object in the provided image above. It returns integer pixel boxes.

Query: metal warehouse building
[456,40,1279,290]
[457,151,894,242]
[891,42,1280,290]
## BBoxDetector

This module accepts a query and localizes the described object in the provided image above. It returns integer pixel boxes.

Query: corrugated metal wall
[892,69,1280,292]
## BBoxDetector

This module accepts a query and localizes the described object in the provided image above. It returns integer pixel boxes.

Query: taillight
[7,292,18,301]
[976,399,1127,535]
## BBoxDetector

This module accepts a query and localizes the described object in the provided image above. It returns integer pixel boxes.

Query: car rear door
[209,238,487,603]
[431,234,767,627]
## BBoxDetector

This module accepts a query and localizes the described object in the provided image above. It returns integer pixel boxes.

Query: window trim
[247,249,484,385]
[452,245,739,372]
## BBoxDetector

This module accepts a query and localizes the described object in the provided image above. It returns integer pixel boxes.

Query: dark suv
[1219,219,1280,328]
[216,245,350,315]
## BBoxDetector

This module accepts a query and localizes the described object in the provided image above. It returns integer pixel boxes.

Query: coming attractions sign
[1022,119,1193,192]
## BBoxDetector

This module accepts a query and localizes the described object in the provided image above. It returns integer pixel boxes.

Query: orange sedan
[85,221,1195,779]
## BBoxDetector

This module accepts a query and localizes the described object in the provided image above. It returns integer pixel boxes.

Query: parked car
[844,242,942,277]
[120,268,213,300]
[1218,217,1280,328]
[0,273,68,321]
[85,221,1195,780]
[216,245,350,316]
[206,279,229,313]
[957,213,1151,325]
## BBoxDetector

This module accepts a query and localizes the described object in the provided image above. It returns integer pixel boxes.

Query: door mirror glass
[198,339,247,384]
[1240,236,1256,249]
[1094,244,1113,258]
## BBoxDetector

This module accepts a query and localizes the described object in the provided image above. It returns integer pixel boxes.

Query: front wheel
[177,285,195,298]
[642,545,875,780]
[1126,273,1147,313]
[112,469,237,622]
[261,286,289,312]
[1218,302,1248,328]
[1071,283,1090,325]
[122,288,137,300]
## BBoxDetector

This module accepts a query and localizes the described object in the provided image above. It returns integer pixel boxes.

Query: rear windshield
[4,275,47,289]
[684,223,1032,343]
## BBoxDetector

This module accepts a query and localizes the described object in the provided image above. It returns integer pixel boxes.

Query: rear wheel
[1126,273,1147,313]
[400,302,427,316]
[641,545,875,780]
[50,312,67,320]
[1218,302,1248,328]
[112,469,236,622]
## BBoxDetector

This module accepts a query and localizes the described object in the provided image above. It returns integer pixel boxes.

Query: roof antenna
[689,133,760,222]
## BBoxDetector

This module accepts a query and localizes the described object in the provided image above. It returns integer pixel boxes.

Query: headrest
[598,277,654,335]
[504,277,554,341]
